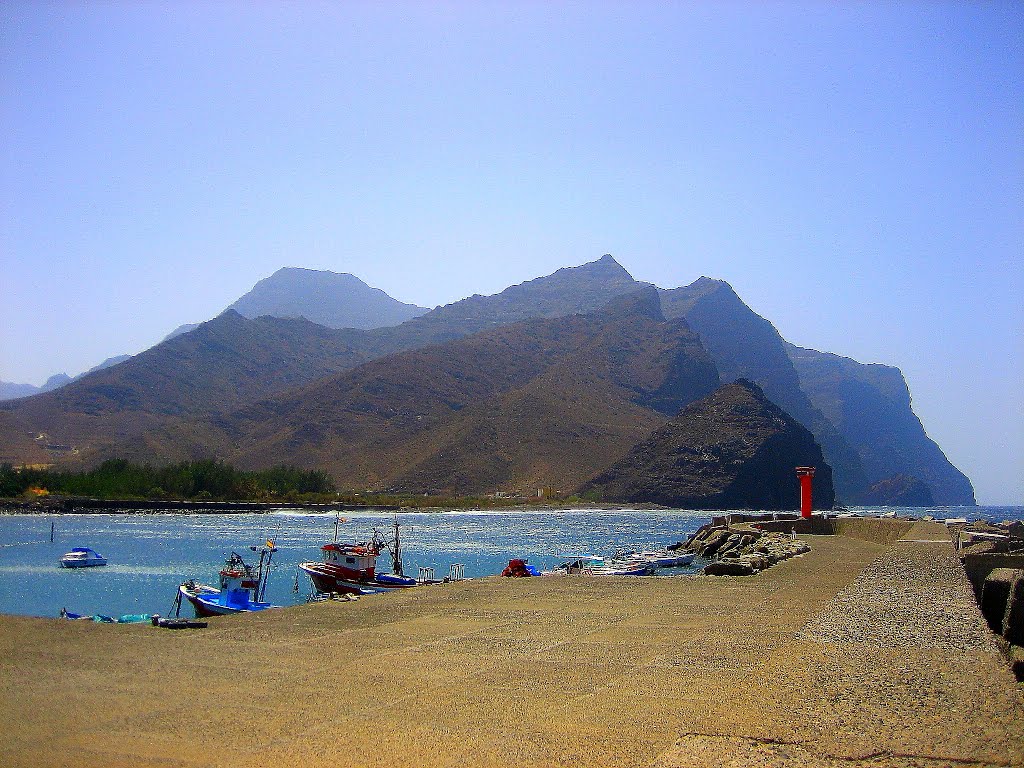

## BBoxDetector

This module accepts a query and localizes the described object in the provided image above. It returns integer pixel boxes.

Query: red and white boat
[298,519,418,595]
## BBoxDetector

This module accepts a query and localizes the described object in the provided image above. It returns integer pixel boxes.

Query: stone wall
[749,516,915,544]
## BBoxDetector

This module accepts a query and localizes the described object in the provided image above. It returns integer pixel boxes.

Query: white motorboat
[546,555,654,577]
[60,547,107,568]
[632,550,695,568]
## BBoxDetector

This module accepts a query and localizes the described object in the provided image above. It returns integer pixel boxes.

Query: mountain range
[1,267,429,400]
[0,355,132,401]
[0,255,975,507]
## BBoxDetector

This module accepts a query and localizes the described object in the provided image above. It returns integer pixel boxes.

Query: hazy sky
[1,2,1021,503]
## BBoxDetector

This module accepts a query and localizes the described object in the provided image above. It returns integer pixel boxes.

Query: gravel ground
[798,539,995,653]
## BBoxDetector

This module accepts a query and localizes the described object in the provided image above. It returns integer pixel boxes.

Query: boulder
[704,560,756,576]
[699,529,733,558]
[960,540,1007,557]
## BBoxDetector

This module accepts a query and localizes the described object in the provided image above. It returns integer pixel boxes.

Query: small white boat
[60,547,107,568]
[632,550,696,568]
[545,556,654,577]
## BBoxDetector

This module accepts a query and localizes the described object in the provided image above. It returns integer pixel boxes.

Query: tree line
[0,459,335,501]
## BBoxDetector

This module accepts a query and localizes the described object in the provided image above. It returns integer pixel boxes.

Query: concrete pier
[1,520,1021,767]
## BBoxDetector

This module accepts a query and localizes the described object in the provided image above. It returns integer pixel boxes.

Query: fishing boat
[298,517,418,595]
[175,543,280,618]
[59,547,107,568]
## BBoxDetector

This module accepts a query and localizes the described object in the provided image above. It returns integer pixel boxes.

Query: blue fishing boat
[176,543,279,618]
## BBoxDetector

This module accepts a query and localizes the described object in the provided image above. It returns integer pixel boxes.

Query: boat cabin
[322,543,378,578]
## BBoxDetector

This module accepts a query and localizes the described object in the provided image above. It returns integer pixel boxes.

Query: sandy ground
[1,522,1021,768]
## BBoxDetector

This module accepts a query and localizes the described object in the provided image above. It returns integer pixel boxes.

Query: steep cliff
[660,278,867,501]
[786,343,975,505]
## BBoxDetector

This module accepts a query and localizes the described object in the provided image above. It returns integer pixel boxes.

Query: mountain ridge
[0,255,974,508]
[0,255,648,468]
[786,342,975,505]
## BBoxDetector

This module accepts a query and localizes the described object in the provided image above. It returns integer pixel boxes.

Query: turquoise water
[0,506,1019,619]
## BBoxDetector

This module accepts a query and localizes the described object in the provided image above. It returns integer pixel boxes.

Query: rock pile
[684,523,810,576]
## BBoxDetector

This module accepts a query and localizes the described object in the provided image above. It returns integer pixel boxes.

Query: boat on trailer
[298,517,418,595]
[176,543,280,618]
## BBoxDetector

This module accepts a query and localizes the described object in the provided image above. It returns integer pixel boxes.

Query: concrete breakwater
[956,519,1024,680]
[687,513,1024,682]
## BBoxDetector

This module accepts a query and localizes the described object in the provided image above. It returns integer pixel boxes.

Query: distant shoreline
[0,496,661,515]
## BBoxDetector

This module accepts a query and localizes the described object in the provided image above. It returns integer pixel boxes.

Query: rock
[699,529,733,558]
[704,560,756,576]
[687,523,810,575]
[715,534,744,558]
[683,524,718,552]
[960,540,1007,557]
[746,554,770,572]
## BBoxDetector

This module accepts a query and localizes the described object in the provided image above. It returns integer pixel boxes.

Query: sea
[0,505,1020,620]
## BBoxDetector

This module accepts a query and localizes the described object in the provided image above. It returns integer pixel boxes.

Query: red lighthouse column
[795,466,815,518]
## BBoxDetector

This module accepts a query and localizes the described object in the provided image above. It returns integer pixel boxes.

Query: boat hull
[179,584,276,618]
[60,558,107,568]
[60,548,107,568]
[298,562,417,595]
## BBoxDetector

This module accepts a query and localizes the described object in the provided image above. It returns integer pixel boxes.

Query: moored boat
[631,550,696,568]
[176,543,280,618]
[59,547,107,568]
[298,517,418,595]
[544,555,655,577]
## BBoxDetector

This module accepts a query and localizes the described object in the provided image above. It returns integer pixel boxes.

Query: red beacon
[795,466,815,519]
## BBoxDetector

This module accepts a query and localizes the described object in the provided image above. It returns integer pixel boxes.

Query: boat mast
[255,548,267,586]
[259,544,276,602]
[392,516,403,576]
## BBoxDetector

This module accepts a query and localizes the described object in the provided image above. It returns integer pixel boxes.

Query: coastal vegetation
[0,459,599,508]
[0,459,334,502]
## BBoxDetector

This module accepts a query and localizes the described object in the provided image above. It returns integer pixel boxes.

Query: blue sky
[1,2,1021,503]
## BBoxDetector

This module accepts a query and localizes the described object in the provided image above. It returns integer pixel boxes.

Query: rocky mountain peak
[226,267,428,330]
